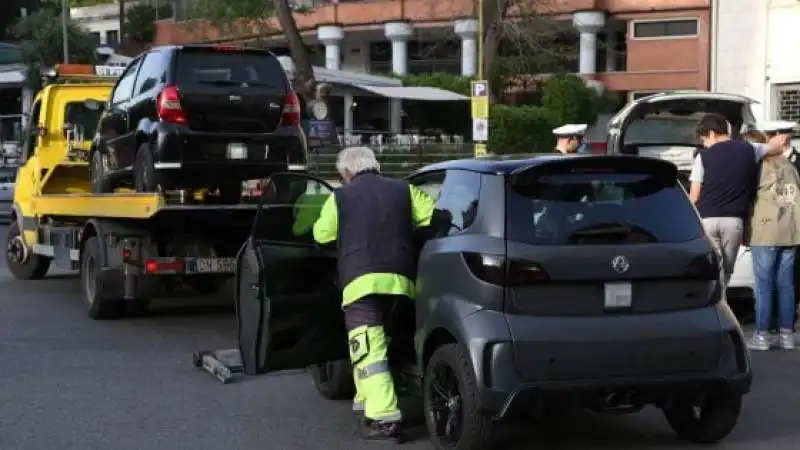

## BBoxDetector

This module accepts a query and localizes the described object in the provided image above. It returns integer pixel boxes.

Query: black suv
[91,45,307,201]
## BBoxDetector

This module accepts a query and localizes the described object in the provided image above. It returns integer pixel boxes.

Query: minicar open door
[234,172,347,374]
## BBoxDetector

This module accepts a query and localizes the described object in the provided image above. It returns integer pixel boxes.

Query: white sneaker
[779,330,796,350]
[747,332,771,351]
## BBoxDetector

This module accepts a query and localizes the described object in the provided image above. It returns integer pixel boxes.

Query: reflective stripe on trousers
[345,297,402,423]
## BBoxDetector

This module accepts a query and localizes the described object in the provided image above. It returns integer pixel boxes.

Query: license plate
[188,258,236,274]
[226,143,247,160]
[604,282,632,309]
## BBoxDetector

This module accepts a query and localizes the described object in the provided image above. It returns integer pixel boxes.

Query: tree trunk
[272,0,315,101]
[118,0,126,45]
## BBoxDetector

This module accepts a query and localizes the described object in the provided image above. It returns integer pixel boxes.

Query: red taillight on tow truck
[157,85,188,125]
[144,258,185,275]
[281,91,301,126]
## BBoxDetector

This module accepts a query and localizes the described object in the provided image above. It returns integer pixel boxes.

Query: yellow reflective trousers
[348,324,401,422]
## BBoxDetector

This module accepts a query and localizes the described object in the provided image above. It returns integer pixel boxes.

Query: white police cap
[552,124,588,137]
[758,120,799,134]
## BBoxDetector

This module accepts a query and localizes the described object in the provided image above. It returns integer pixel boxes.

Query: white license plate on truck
[604,282,632,309]
[189,258,236,274]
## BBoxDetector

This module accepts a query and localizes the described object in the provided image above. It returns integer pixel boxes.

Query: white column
[344,93,354,133]
[317,25,344,71]
[384,21,413,133]
[572,10,606,75]
[384,21,413,76]
[605,27,617,72]
[454,18,479,77]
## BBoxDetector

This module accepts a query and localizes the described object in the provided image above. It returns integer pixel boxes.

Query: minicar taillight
[462,252,549,286]
[684,251,722,281]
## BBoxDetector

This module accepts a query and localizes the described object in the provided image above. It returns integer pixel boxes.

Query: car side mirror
[84,99,104,111]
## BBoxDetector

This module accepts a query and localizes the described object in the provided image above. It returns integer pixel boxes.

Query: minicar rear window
[507,172,704,245]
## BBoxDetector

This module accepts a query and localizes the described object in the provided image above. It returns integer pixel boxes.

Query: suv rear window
[507,172,703,245]
[176,51,285,88]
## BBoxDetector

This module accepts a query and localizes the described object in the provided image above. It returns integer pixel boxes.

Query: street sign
[470,80,489,119]
[471,80,490,157]
[472,118,488,141]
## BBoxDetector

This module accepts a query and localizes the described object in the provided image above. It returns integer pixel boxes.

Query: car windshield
[64,102,102,139]
[176,51,285,88]
[507,172,703,245]
[0,167,16,183]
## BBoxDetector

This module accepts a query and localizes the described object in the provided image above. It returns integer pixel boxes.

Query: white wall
[714,0,800,121]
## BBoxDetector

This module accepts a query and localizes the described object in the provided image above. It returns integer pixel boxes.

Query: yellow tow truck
[5,63,325,319]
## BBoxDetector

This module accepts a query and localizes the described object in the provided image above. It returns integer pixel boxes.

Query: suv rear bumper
[152,123,307,168]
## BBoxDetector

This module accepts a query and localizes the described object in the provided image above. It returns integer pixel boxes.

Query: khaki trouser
[701,217,744,285]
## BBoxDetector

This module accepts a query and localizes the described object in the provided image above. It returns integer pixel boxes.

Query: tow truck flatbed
[29,192,259,220]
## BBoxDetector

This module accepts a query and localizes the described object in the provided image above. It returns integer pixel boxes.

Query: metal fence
[309,138,475,180]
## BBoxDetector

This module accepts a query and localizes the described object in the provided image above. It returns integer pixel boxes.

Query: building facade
[712,0,800,124]
[146,0,712,98]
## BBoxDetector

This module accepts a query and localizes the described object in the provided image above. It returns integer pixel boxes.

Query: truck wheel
[134,143,160,193]
[662,392,742,443]
[424,344,495,450]
[309,359,355,400]
[5,221,51,280]
[90,150,113,193]
[81,236,122,320]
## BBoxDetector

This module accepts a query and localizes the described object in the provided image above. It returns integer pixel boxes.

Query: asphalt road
[1,225,800,450]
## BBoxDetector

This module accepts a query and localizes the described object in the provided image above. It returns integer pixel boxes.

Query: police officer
[760,120,800,172]
[552,123,588,154]
[758,120,800,337]
[312,146,436,443]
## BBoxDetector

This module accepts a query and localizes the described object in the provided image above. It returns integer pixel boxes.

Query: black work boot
[360,419,406,444]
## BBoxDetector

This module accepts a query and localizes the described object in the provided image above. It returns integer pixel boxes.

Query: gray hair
[335,146,380,176]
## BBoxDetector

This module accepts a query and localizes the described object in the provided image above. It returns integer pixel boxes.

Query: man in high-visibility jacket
[313,146,436,443]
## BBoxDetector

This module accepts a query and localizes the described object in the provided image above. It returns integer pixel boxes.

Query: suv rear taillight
[281,91,301,126]
[588,141,607,154]
[157,85,188,125]
[462,252,550,286]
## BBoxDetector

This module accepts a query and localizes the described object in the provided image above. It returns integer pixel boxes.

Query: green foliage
[187,0,276,38]
[12,9,95,86]
[124,3,173,43]
[489,105,558,154]
[401,73,471,97]
[540,74,599,127]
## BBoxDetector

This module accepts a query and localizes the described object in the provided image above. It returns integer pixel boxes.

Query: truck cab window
[64,102,102,140]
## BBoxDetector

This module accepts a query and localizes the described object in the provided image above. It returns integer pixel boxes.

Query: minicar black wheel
[81,236,123,320]
[424,344,495,450]
[662,391,743,443]
[5,220,51,280]
[309,359,355,400]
